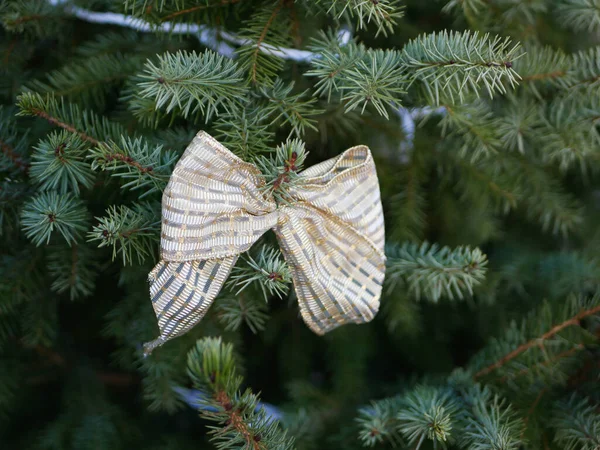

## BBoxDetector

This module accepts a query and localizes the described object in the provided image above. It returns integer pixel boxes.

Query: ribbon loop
[160,132,277,262]
[144,131,385,355]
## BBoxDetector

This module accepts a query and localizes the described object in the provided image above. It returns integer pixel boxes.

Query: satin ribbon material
[144,132,385,354]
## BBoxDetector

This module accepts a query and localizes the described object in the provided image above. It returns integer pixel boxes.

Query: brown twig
[272,151,297,190]
[28,108,100,146]
[28,345,137,387]
[3,38,18,64]
[5,15,44,26]
[0,138,29,172]
[521,70,566,81]
[474,305,600,379]
[69,245,79,291]
[250,0,284,84]
[497,344,585,383]
[215,390,263,450]
[521,388,546,439]
[104,150,154,174]
[286,0,302,48]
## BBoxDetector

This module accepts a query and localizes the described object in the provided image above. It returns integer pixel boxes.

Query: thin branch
[4,14,45,26]
[215,390,263,450]
[100,146,154,174]
[498,344,585,383]
[521,388,546,439]
[0,138,29,172]
[250,0,284,84]
[26,108,100,145]
[521,70,567,81]
[474,305,600,378]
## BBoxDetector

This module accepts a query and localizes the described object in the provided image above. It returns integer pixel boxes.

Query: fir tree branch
[1,0,65,38]
[30,131,95,195]
[87,203,159,265]
[0,106,30,173]
[187,337,295,450]
[257,80,320,135]
[497,344,585,384]
[237,0,287,85]
[568,47,600,92]
[397,387,458,446]
[20,191,89,246]
[400,31,522,103]
[461,396,524,450]
[47,244,97,300]
[440,101,502,160]
[556,0,600,32]
[0,137,29,172]
[134,50,247,121]
[387,151,428,242]
[228,247,291,302]
[386,242,488,302]
[474,298,600,379]
[215,295,270,333]
[551,394,600,450]
[28,54,144,110]
[17,92,126,145]
[312,0,404,37]
[89,137,177,195]
[213,108,275,159]
[45,0,314,61]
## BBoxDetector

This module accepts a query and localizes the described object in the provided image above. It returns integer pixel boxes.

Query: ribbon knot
[144,132,386,355]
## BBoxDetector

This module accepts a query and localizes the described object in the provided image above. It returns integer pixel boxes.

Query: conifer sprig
[386,242,488,302]
[216,296,270,334]
[313,0,404,36]
[187,337,295,450]
[0,0,64,38]
[397,387,458,446]
[21,191,89,246]
[228,247,291,302]
[551,394,600,450]
[256,81,321,136]
[387,155,428,242]
[30,131,95,195]
[236,1,290,86]
[556,0,600,32]
[28,54,144,110]
[89,137,177,196]
[88,204,160,265]
[136,50,248,121]
[357,384,525,449]
[47,244,97,300]
[214,108,275,160]
[517,45,571,90]
[569,47,600,92]
[256,138,307,204]
[307,34,406,118]
[471,294,600,381]
[461,397,523,450]
[400,31,522,103]
[17,92,126,144]
[0,106,29,173]
[440,101,502,160]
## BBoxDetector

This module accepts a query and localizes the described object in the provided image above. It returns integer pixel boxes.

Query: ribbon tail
[144,256,238,355]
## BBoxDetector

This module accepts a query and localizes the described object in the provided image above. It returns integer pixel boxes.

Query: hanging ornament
[144,132,386,355]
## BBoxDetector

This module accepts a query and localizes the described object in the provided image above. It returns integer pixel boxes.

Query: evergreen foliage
[1,0,600,449]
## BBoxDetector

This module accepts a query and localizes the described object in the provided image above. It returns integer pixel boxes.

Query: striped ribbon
[144,132,386,355]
